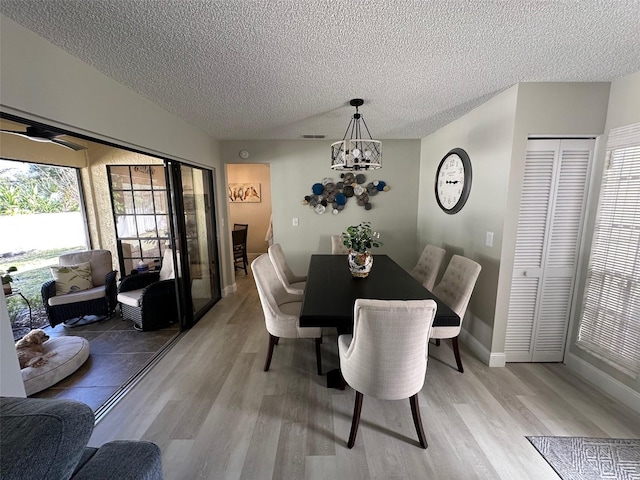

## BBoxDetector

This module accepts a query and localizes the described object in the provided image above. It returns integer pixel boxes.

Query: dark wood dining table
[299,254,460,387]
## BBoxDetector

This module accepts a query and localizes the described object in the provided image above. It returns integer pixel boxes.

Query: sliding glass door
[167,162,221,327]
[108,162,221,330]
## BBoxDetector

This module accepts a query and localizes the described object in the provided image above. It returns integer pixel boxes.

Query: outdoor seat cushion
[22,336,90,396]
[48,285,107,307]
[117,288,144,308]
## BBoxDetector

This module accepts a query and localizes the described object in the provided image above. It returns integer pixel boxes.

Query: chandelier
[330,99,382,170]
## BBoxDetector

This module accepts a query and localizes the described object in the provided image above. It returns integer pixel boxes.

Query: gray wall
[220,139,422,274]
[418,82,611,360]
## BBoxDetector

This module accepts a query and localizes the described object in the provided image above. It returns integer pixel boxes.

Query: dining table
[299,254,460,388]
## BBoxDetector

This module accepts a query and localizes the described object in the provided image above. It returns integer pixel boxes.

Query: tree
[0,162,80,215]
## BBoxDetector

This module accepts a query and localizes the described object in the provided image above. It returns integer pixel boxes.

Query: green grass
[4,246,84,322]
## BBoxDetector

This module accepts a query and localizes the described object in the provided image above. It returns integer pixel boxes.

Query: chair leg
[452,336,464,373]
[315,337,322,375]
[409,394,428,449]
[347,391,364,449]
[264,334,278,372]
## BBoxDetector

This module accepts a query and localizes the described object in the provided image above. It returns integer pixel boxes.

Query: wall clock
[435,148,472,214]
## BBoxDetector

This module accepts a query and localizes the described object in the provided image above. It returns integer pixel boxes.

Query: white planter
[348,251,373,278]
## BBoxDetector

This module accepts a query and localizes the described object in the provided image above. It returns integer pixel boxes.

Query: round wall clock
[434,148,472,214]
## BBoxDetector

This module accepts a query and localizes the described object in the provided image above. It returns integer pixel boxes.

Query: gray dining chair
[252,254,322,374]
[338,298,437,449]
[268,243,307,295]
[430,255,481,373]
[409,244,446,291]
[331,235,350,255]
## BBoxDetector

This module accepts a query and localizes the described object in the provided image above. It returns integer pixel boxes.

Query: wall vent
[302,134,326,139]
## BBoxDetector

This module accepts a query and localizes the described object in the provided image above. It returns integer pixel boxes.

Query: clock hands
[445,180,460,184]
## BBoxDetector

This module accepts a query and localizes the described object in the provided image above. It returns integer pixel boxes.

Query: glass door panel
[180,165,220,318]
[108,164,170,276]
[165,162,220,327]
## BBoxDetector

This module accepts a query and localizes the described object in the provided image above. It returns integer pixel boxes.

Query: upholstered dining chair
[41,250,118,327]
[331,234,350,255]
[267,243,307,295]
[252,254,322,374]
[430,255,481,373]
[338,299,437,449]
[409,244,447,291]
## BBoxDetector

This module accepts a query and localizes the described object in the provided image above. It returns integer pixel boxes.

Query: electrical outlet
[292,217,299,227]
[485,231,494,247]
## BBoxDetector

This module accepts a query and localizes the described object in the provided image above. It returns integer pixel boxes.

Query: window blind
[577,123,640,377]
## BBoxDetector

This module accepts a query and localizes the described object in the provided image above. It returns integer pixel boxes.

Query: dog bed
[22,336,90,396]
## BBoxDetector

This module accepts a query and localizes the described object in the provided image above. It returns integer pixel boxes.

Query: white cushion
[279,301,302,316]
[22,336,90,396]
[290,281,306,294]
[48,285,106,306]
[59,250,113,287]
[159,249,175,281]
[50,262,93,295]
[117,289,144,308]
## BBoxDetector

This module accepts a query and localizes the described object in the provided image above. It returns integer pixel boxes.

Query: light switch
[485,231,494,247]
[292,217,299,227]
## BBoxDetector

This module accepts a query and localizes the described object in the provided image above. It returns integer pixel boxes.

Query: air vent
[302,134,326,139]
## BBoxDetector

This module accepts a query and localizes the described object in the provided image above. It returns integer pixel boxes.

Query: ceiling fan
[0,126,86,151]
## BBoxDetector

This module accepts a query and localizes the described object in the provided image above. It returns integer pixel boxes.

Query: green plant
[1,266,17,284]
[341,222,383,254]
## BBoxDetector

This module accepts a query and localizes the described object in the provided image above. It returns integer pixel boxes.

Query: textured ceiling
[1,1,639,140]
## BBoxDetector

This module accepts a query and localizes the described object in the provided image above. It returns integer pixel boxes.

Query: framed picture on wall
[229,183,261,203]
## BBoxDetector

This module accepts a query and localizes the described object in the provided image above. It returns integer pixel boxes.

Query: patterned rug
[527,436,640,479]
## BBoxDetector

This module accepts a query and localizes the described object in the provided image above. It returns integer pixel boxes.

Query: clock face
[435,148,472,214]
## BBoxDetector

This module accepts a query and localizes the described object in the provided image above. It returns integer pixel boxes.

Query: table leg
[327,368,346,390]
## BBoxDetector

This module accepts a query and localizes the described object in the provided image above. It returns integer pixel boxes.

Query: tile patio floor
[29,311,180,412]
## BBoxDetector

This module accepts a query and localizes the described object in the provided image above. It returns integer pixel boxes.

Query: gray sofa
[0,397,163,480]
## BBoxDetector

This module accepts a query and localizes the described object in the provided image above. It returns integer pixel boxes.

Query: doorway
[225,163,272,267]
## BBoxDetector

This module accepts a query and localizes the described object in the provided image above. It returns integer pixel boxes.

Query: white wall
[0,14,233,288]
[418,86,519,351]
[418,82,610,359]
[494,82,610,354]
[0,14,232,393]
[0,292,26,397]
[567,70,640,396]
[220,139,422,273]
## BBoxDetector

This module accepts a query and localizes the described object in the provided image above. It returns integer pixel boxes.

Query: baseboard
[222,283,237,297]
[458,329,506,367]
[489,352,507,367]
[565,352,640,415]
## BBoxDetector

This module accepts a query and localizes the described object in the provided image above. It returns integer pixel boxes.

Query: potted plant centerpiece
[1,266,17,295]
[342,222,383,278]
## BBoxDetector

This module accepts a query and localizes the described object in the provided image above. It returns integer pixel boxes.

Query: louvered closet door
[505,139,593,362]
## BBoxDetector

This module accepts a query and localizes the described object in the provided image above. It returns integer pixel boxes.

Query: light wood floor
[91,269,640,479]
